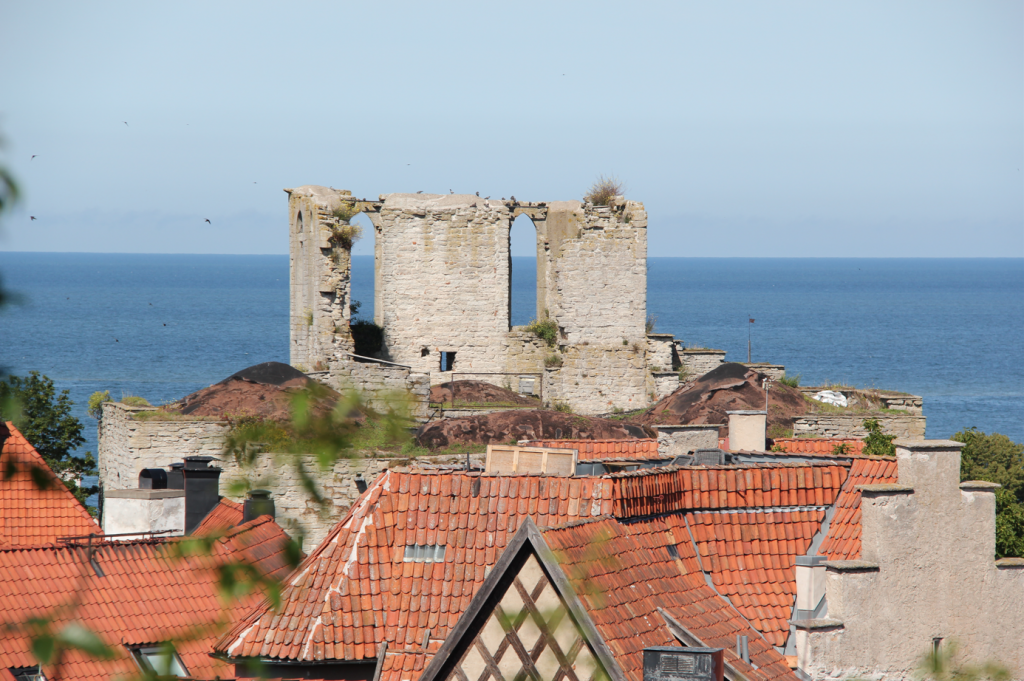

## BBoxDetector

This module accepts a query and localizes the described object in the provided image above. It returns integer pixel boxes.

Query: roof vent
[167,462,185,490]
[242,489,275,523]
[643,647,724,681]
[693,449,727,466]
[139,468,168,490]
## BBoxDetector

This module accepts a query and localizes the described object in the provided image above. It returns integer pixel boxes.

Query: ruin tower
[286,186,360,371]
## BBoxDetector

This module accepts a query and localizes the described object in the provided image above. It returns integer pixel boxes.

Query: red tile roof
[216,470,616,664]
[193,498,244,536]
[686,509,825,646]
[544,517,797,681]
[0,515,295,680]
[770,438,865,456]
[609,463,848,518]
[0,422,101,547]
[817,457,898,560]
[526,439,663,461]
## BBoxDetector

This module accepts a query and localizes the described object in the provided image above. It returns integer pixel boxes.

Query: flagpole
[747,317,751,363]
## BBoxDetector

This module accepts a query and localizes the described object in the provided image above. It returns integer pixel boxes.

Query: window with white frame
[130,646,189,677]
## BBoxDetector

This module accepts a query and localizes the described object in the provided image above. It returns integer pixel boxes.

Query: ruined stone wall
[678,348,727,378]
[376,194,511,382]
[544,345,649,413]
[651,372,681,400]
[329,361,430,421]
[98,402,229,491]
[793,414,926,439]
[796,441,1024,680]
[743,363,786,381]
[288,185,356,371]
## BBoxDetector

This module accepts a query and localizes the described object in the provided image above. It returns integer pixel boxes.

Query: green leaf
[30,633,55,664]
[56,623,114,659]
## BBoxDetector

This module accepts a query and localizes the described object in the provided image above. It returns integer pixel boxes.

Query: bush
[87,390,111,419]
[121,395,151,407]
[329,223,362,250]
[544,354,563,368]
[953,427,1024,558]
[645,315,657,334]
[526,315,559,347]
[778,373,801,388]
[583,175,623,206]
[350,319,385,357]
[552,401,573,414]
[831,442,853,456]
[862,418,896,457]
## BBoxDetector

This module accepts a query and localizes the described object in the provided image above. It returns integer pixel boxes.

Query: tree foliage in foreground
[953,427,1024,558]
[0,371,99,512]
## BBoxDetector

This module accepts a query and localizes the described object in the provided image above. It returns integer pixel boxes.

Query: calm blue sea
[1,254,1022,471]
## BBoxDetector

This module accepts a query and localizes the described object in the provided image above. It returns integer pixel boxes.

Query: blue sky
[0,1,1020,257]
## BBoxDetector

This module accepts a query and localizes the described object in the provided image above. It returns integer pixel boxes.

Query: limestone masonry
[288,187,665,415]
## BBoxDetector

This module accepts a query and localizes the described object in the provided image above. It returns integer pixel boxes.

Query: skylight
[130,646,189,677]
[404,544,447,562]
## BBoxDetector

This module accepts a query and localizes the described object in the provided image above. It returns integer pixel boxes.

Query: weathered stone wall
[742,363,786,381]
[646,334,677,372]
[793,414,926,439]
[651,372,681,400]
[329,361,431,421]
[800,387,924,415]
[796,441,1024,680]
[287,186,357,371]
[678,348,726,378]
[98,402,229,491]
[221,452,485,548]
[655,425,720,457]
[376,194,512,382]
[544,344,649,413]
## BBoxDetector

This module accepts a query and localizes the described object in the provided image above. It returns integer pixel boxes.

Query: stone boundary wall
[651,372,681,400]
[800,387,924,415]
[329,362,430,421]
[743,363,786,381]
[655,425,721,457]
[98,402,229,491]
[646,334,677,372]
[793,414,926,439]
[544,344,649,414]
[678,348,726,378]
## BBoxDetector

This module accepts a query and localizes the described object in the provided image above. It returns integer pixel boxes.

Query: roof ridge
[539,515,615,532]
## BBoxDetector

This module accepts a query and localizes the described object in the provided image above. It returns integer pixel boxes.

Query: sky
[0,1,1020,257]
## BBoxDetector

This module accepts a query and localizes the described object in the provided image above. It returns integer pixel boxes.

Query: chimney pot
[242,489,276,524]
[182,457,222,534]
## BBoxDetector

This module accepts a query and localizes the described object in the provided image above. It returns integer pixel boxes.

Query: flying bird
[123,121,128,126]
[30,155,37,160]
[30,216,36,221]
[204,218,211,224]
[484,196,490,200]
[115,339,119,342]
[416,190,423,194]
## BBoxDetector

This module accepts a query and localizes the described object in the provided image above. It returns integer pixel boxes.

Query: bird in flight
[30,155,37,160]
[416,190,423,194]
[204,218,211,224]
[30,216,36,221]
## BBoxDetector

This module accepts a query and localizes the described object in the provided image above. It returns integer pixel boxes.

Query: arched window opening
[509,213,538,328]
[348,212,376,323]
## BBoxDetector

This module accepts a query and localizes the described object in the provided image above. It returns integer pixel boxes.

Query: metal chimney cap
[247,489,272,499]
[184,456,215,470]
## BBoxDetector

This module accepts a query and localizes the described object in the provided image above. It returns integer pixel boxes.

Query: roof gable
[0,422,101,547]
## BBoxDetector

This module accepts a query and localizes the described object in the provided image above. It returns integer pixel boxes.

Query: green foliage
[953,427,1024,558]
[862,418,896,457]
[831,442,853,456]
[120,394,150,407]
[0,372,98,512]
[766,423,793,439]
[583,175,623,206]
[329,223,363,249]
[86,391,111,419]
[331,203,360,224]
[525,314,559,347]
[777,373,801,388]
[351,319,385,357]
[552,401,573,414]
[917,638,1010,681]
[645,315,657,334]
[544,353,563,368]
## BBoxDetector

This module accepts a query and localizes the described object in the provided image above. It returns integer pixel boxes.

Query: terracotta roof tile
[216,470,613,663]
[544,517,798,681]
[0,515,295,680]
[192,498,244,536]
[527,439,663,461]
[770,438,865,456]
[817,457,898,560]
[0,423,102,547]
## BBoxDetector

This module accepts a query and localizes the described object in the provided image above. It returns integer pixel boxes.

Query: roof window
[9,668,45,681]
[130,646,189,677]
[404,544,447,562]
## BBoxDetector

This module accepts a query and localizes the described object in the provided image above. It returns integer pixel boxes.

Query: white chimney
[102,489,185,539]
[727,410,766,452]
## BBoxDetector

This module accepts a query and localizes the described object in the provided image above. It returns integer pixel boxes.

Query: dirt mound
[637,362,807,437]
[416,410,653,450]
[169,362,339,421]
[429,380,540,407]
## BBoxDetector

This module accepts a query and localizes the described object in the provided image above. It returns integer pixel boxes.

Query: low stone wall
[98,402,229,491]
[655,425,720,457]
[646,334,677,372]
[329,361,431,421]
[793,414,926,439]
[221,451,485,548]
[678,348,726,378]
[800,388,924,415]
[743,363,786,381]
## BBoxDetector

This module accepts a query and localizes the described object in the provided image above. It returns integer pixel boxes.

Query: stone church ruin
[288,186,680,415]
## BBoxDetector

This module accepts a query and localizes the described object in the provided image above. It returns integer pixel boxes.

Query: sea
[1,253,1022,473]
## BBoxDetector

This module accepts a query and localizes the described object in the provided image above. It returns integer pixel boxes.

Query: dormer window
[130,646,188,677]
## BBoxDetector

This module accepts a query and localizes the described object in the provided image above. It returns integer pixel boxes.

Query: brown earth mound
[429,380,540,407]
[637,362,808,437]
[166,361,340,421]
[416,410,653,450]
